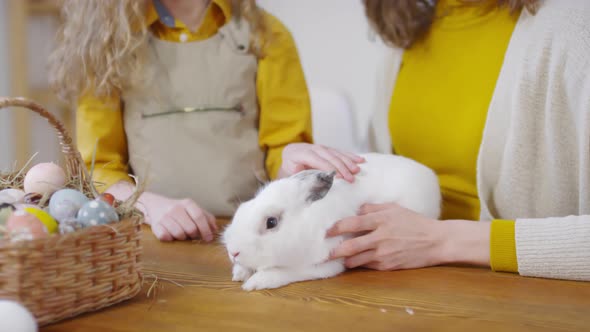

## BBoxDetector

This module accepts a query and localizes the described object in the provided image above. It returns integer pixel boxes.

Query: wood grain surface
[42,223,590,332]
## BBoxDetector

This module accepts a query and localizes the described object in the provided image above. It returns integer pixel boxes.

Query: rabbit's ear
[305,171,336,202]
[250,166,269,188]
[292,169,336,202]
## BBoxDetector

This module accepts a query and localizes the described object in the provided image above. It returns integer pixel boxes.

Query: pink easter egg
[6,210,48,240]
[23,162,66,195]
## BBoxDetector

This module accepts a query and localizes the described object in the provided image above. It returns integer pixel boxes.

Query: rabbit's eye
[266,216,278,229]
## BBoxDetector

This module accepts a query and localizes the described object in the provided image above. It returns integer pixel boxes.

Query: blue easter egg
[76,200,119,227]
[49,189,89,223]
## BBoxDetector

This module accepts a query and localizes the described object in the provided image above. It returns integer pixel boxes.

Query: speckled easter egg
[6,210,48,240]
[58,219,84,234]
[49,189,89,223]
[23,207,58,234]
[0,189,25,205]
[77,200,119,227]
[0,203,15,226]
[23,162,66,195]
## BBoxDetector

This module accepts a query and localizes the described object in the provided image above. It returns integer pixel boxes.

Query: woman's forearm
[436,219,491,267]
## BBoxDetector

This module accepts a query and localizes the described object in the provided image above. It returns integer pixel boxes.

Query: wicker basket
[0,97,143,326]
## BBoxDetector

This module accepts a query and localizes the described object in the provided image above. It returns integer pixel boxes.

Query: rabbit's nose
[231,252,240,258]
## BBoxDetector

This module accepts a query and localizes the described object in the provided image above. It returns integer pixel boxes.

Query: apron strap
[218,18,252,55]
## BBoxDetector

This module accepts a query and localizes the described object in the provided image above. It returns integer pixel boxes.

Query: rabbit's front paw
[232,264,253,282]
[242,270,289,291]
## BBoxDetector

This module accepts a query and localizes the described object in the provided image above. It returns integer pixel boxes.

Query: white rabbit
[222,153,441,291]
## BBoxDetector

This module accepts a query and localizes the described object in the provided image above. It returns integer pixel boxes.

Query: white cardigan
[367,0,590,281]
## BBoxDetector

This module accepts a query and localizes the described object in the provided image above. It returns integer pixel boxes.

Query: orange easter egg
[99,193,116,206]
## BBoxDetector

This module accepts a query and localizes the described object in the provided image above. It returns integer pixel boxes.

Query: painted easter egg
[24,162,66,195]
[0,203,15,226]
[99,193,116,206]
[77,200,119,227]
[6,210,48,240]
[0,300,38,332]
[0,189,25,205]
[23,193,43,205]
[23,207,59,234]
[58,219,84,234]
[49,189,89,223]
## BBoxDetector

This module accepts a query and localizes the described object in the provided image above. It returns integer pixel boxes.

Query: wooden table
[43,224,590,332]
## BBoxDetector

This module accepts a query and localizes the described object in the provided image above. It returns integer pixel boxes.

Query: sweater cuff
[490,219,518,273]
[92,169,133,193]
[265,146,285,180]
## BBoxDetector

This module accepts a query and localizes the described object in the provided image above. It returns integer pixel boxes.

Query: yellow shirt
[389,1,519,271]
[76,0,312,189]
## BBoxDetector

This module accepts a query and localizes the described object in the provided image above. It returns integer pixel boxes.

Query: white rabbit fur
[222,153,441,291]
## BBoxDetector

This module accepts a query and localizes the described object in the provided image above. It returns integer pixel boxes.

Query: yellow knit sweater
[389,0,519,272]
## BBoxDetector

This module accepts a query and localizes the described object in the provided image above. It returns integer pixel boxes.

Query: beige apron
[123,20,265,217]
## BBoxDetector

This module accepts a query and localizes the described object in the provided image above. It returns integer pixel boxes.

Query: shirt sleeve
[76,91,132,192]
[256,12,313,180]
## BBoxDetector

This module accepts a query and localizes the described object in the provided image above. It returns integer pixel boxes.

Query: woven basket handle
[0,96,99,198]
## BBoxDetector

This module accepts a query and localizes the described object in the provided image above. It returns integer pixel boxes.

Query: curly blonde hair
[364,0,540,49]
[49,0,268,103]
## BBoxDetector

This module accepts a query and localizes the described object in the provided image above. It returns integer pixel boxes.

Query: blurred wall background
[0,0,14,171]
[258,0,388,152]
[0,0,64,172]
